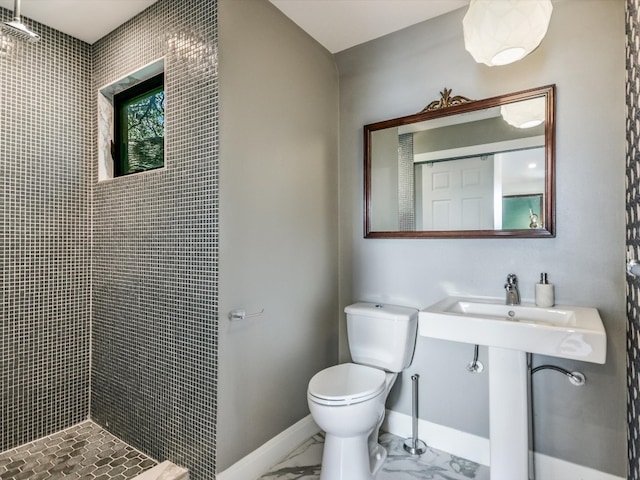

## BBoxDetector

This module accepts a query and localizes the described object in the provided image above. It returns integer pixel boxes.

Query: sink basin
[419,296,606,363]
[421,296,607,478]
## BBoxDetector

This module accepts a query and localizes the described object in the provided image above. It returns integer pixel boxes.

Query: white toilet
[307,302,418,480]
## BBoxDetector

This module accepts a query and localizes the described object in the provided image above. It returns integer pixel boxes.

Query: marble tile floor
[260,432,490,480]
[0,420,157,480]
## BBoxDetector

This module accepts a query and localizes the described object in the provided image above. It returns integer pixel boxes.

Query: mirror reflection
[365,86,555,238]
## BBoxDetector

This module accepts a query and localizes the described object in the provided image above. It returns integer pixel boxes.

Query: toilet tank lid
[344,302,418,320]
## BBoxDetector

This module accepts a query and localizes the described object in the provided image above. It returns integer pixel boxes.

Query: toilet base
[320,432,387,480]
[309,367,399,480]
[369,442,387,476]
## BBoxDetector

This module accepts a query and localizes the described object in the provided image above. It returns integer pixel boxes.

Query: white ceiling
[268,0,469,53]
[0,0,469,50]
[0,0,158,44]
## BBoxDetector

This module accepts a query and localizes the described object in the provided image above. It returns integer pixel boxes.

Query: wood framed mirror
[364,85,555,238]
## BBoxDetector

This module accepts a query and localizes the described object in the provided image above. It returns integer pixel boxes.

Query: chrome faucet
[505,274,520,305]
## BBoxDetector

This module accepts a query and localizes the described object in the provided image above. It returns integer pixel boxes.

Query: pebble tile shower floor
[0,421,157,480]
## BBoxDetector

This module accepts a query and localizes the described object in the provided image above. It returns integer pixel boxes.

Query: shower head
[1,20,40,42]
[1,0,39,43]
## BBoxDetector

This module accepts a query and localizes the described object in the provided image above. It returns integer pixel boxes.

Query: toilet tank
[345,302,418,372]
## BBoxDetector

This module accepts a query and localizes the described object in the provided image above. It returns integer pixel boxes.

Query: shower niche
[97,58,166,182]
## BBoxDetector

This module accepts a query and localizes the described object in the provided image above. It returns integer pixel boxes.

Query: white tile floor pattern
[260,432,490,480]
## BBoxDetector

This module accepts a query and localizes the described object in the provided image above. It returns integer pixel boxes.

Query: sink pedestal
[488,347,530,480]
[419,296,607,480]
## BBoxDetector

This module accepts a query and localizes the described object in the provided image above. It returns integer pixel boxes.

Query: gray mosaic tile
[0,421,157,480]
[90,1,218,480]
[2,5,217,476]
[628,1,640,478]
[0,3,92,453]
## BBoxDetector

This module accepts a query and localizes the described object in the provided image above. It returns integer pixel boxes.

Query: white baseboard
[216,415,320,480]
[382,410,624,480]
[533,453,624,480]
[216,409,623,480]
[382,409,490,465]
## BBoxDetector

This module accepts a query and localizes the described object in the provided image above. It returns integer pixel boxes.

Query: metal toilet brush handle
[403,374,427,455]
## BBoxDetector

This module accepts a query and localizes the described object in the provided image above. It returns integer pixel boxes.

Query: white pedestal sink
[419,297,606,480]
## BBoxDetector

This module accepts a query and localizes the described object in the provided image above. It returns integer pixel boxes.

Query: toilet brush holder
[403,374,427,455]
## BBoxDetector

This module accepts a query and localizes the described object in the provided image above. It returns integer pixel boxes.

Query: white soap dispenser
[535,273,554,308]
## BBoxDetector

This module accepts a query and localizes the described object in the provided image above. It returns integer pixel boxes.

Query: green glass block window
[113,73,165,176]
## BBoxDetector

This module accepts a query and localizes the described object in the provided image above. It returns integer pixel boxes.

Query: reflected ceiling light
[500,97,546,129]
[463,0,553,66]
[528,163,537,169]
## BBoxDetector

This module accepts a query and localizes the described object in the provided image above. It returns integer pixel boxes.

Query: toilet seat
[308,363,386,406]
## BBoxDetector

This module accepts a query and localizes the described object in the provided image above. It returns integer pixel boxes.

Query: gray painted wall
[371,127,400,230]
[336,0,626,475]
[217,0,339,471]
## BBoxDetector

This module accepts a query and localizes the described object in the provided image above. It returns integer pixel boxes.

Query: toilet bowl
[307,363,397,480]
[307,302,418,480]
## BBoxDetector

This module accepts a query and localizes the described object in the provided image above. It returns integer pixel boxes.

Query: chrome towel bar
[228,308,264,321]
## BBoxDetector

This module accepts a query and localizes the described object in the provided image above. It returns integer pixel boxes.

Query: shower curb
[133,460,189,480]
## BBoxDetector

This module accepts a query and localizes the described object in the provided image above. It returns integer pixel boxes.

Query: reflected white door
[420,156,494,230]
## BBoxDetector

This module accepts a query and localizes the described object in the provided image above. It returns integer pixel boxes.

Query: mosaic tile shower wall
[628,0,640,477]
[90,1,218,479]
[398,133,415,231]
[0,9,92,452]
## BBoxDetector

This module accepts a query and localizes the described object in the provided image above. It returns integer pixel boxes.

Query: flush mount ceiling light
[500,97,546,128]
[463,0,553,66]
